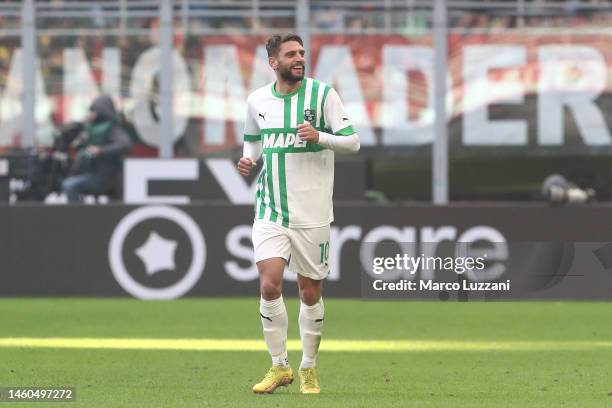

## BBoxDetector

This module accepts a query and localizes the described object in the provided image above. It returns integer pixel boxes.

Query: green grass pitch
[0,298,611,407]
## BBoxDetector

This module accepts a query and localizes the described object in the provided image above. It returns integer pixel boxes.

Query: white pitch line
[0,338,611,352]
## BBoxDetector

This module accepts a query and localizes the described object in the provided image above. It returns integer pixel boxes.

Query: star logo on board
[134,231,178,276]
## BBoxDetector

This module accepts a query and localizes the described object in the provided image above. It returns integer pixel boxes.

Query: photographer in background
[61,95,132,203]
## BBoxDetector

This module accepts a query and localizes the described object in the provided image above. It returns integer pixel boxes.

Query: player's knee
[260,280,282,300]
[299,287,320,306]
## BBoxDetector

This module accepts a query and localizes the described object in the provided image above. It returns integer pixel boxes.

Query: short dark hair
[266,33,303,58]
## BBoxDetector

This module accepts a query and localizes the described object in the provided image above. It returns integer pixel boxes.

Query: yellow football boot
[299,367,320,394]
[252,365,294,394]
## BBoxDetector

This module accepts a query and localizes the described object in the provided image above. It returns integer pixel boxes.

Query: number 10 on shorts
[319,241,330,263]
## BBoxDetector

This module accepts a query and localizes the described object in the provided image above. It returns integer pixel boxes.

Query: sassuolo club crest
[304,109,316,123]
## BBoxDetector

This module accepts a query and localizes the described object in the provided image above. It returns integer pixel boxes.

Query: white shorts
[252,220,331,280]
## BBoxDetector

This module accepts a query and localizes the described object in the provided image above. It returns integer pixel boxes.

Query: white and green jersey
[243,77,355,228]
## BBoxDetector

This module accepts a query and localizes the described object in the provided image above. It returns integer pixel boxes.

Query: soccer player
[237,33,360,394]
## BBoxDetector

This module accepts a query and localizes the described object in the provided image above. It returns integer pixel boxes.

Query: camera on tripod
[541,174,595,205]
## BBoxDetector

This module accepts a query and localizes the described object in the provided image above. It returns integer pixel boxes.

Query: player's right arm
[238,95,262,177]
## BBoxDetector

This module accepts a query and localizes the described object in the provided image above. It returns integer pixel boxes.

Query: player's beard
[279,62,305,83]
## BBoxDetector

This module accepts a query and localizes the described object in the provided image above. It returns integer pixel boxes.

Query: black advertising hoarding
[2,204,612,300]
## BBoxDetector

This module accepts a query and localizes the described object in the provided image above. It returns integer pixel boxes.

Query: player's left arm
[238,95,262,177]
[297,88,360,154]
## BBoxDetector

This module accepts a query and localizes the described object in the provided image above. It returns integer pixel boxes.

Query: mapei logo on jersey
[262,132,308,149]
[304,109,316,123]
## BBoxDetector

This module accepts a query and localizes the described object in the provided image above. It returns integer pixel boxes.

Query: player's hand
[297,123,319,143]
[237,157,256,177]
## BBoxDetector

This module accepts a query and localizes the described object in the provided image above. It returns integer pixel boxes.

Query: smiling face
[270,40,305,83]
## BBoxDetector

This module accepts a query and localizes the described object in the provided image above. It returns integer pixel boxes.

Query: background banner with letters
[1,33,612,154]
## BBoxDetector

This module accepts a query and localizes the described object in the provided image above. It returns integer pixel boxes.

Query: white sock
[260,296,289,367]
[299,298,324,369]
